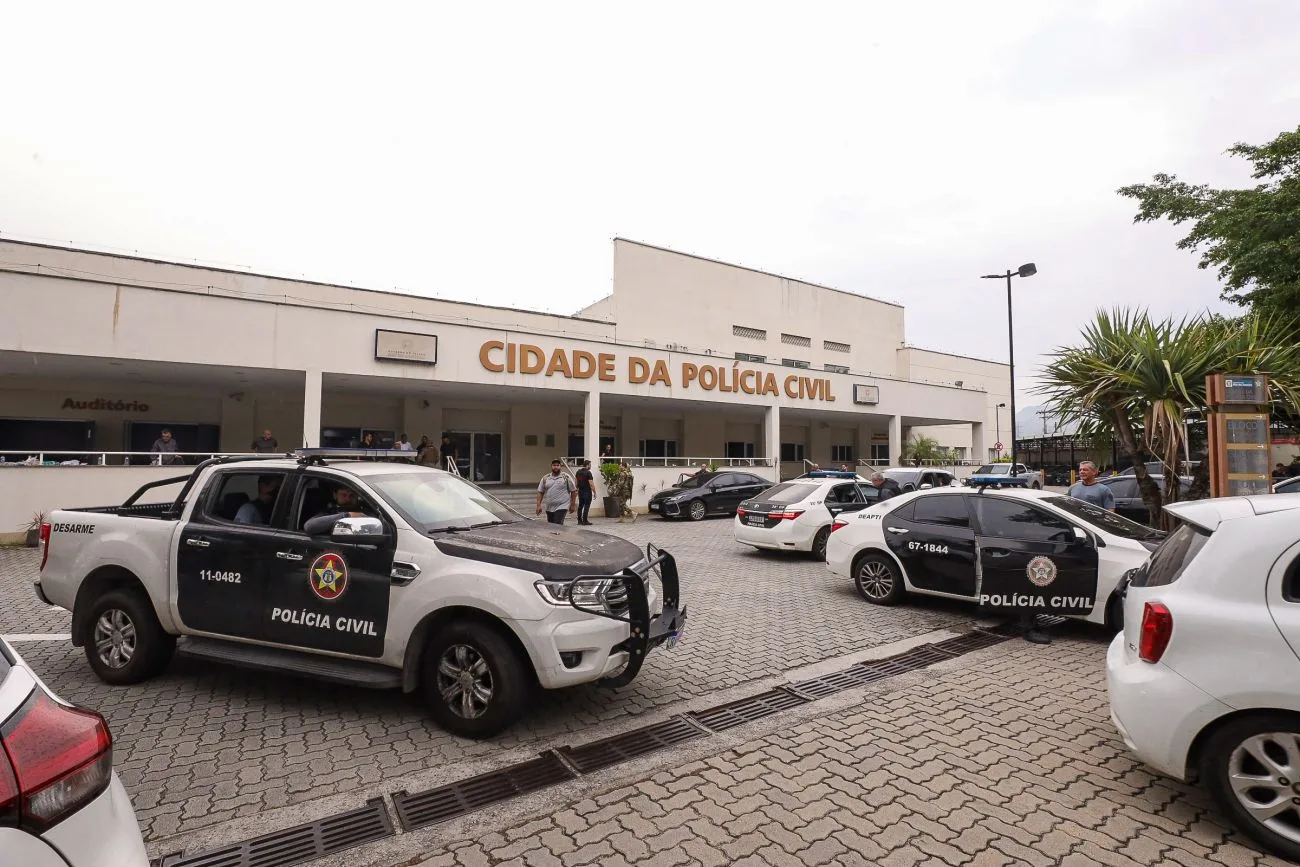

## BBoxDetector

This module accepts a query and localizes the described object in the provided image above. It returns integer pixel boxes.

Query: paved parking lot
[0,513,978,851]
[4,512,1290,866]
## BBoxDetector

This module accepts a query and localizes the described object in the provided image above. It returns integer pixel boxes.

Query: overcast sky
[3,0,1299,405]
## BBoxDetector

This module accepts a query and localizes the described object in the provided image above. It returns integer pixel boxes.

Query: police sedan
[825,487,1165,629]
[734,471,883,560]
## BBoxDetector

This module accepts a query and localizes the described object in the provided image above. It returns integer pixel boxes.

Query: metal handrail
[0,449,265,466]
[576,456,774,469]
[444,455,462,477]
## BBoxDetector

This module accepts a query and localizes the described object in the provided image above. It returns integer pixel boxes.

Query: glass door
[445,431,504,484]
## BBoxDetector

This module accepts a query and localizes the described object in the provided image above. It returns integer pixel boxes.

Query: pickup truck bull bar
[564,543,686,688]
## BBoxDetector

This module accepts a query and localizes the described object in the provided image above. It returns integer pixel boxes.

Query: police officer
[304,485,370,536]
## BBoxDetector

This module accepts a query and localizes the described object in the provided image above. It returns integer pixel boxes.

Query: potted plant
[600,462,623,518]
[23,511,45,548]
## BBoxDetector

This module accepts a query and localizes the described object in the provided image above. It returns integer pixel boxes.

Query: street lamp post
[996,402,1006,458]
[981,264,1037,470]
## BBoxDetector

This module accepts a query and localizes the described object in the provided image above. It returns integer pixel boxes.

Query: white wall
[0,466,185,542]
[609,240,906,379]
[897,347,1010,460]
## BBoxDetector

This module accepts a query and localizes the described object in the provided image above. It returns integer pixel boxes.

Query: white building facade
[0,238,1009,537]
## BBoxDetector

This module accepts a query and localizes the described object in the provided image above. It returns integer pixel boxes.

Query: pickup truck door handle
[985,548,1011,558]
[276,551,304,561]
[886,527,909,535]
[185,538,210,548]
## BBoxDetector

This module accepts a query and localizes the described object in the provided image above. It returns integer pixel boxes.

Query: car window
[1102,478,1140,499]
[291,475,380,531]
[712,474,737,488]
[205,471,290,526]
[1042,496,1162,541]
[911,495,971,528]
[829,483,863,504]
[751,483,813,504]
[972,497,1073,543]
[858,483,882,502]
[974,464,1008,475]
[1129,523,1211,588]
[365,471,518,532]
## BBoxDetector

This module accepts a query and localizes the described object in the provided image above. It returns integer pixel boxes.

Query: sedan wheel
[811,526,830,560]
[1202,715,1300,862]
[688,500,707,521]
[853,554,905,605]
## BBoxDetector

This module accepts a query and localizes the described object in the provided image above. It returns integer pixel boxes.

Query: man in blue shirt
[1068,461,1114,511]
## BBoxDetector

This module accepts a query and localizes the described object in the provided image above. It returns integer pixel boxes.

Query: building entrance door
[446,431,504,483]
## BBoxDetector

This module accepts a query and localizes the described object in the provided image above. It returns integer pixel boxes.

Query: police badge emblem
[1026,556,1057,588]
[309,553,349,600]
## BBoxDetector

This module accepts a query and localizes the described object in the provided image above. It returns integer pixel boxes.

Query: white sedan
[734,472,883,559]
[825,487,1163,628]
[1107,492,1300,862]
[0,636,149,867]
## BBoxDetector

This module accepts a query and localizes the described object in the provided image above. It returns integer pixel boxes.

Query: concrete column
[888,414,902,467]
[583,390,601,464]
[220,394,256,453]
[619,409,640,458]
[764,404,781,466]
[971,422,986,465]
[302,370,322,447]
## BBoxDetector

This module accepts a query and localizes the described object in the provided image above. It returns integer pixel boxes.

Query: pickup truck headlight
[535,577,616,611]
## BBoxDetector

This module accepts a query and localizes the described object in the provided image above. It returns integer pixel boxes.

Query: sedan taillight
[771,510,805,520]
[830,520,848,532]
[1138,602,1173,664]
[0,691,114,832]
[39,522,51,572]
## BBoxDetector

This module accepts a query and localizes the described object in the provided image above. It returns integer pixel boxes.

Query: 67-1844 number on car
[907,541,949,555]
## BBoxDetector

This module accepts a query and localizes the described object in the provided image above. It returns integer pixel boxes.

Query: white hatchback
[0,636,149,867]
[1107,493,1300,862]
[734,473,883,560]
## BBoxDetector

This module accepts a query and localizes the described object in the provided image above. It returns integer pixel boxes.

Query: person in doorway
[250,429,279,453]
[601,444,614,461]
[396,433,415,452]
[615,461,636,522]
[1067,461,1115,511]
[867,472,901,500]
[151,429,181,466]
[234,475,282,524]
[574,459,595,525]
[537,459,577,525]
[417,436,440,466]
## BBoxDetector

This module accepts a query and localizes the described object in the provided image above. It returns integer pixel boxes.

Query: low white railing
[0,449,265,467]
[576,456,774,469]
[444,455,461,477]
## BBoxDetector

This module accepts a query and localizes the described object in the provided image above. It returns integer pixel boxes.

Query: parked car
[0,636,149,867]
[963,463,1045,489]
[1275,476,1300,494]
[1099,474,1190,525]
[1107,493,1300,861]
[646,470,771,520]
[734,471,883,559]
[826,487,1164,630]
[35,451,687,739]
[879,468,958,492]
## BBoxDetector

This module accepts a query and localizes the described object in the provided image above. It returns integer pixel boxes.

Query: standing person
[536,459,577,525]
[396,433,415,452]
[151,429,181,466]
[1067,461,1115,511]
[616,461,636,522]
[867,472,901,500]
[574,459,595,525]
[250,429,279,453]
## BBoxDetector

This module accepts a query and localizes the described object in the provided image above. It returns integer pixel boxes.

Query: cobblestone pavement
[0,514,980,846]
[407,633,1293,867]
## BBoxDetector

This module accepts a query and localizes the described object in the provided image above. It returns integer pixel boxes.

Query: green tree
[1117,125,1300,318]
[901,434,952,464]
[1037,309,1300,527]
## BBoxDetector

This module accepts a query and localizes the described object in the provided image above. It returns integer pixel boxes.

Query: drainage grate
[931,630,1012,656]
[391,751,576,832]
[557,716,704,774]
[690,688,809,732]
[159,798,393,867]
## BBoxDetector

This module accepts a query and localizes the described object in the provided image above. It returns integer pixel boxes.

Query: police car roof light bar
[803,471,860,479]
[291,447,410,465]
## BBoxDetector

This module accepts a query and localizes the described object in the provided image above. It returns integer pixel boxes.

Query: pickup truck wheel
[422,623,527,739]
[81,589,175,685]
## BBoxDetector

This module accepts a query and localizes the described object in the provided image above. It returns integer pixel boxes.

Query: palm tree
[901,434,951,465]
[1036,309,1300,527]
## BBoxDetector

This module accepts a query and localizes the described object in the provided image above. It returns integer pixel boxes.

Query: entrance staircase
[491,485,540,513]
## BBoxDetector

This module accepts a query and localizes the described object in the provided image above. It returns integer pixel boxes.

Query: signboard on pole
[1207,374,1272,498]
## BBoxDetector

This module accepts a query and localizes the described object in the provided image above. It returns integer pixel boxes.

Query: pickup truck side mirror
[332,516,386,538]
[919,483,933,490]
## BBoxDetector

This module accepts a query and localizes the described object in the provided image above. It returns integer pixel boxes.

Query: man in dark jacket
[868,472,901,500]
[303,485,371,536]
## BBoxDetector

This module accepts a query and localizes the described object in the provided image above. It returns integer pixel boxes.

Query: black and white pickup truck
[33,451,686,738]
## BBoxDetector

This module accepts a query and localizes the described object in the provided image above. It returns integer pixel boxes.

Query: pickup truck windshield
[973,465,1010,475]
[366,472,519,532]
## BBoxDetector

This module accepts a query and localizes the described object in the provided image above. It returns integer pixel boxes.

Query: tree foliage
[1117,125,1300,317]
[901,434,952,464]
[1036,309,1300,527]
